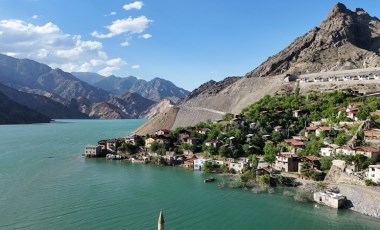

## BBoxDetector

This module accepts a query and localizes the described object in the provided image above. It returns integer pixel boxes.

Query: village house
[256,166,275,176]
[366,165,380,183]
[273,125,283,133]
[229,162,245,173]
[249,122,257,129]
[198,128,210,135]
[320,144,339,157]
[305,126,318,137]
[125,135,143,145]
[145,137,156,148]
[316,126,332,137]
[339,104,359,121]
[106,139,119,153]
[336,145,355,156]
[283,138,305,153]
[274,152,300,172]
[178,130,191,141]
[299,156,321,172]
[364,129,380,141]
[97,140,107,150]
[183,156,197,168]
[186,137,198,145]
[155,129,170,136]
[84,145,102,157]
[205,140,222,148]
[292,109,305,118]
[313,189,346,209]
[355,146,380,163]
[156,135,171,145]
[194,158,207,170]
[246,133,254,142]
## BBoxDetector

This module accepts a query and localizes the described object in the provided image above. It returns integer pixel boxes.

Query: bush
[364,179,378,186]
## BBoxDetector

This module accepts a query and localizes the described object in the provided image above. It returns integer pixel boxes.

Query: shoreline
[86,155,380,220]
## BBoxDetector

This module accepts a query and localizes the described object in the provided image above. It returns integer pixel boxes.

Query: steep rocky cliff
[245,3,380,78]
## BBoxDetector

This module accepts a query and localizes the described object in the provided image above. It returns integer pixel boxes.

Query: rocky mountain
[245,3,380,78]
[0,54,110,103]
[0,82,88,119]
[136,3,380,134]
[0,90,51,124]
[72,72,189,102]
[139,98,174,119]
[0,54,167,119]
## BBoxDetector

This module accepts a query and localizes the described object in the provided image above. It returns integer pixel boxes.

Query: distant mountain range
[136,3,380,134]
[0,89,51,124]
[72,72,189,102]
[0,54,188,124]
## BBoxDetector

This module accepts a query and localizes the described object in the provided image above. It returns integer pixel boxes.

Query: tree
[271,130,282,144]
[248,154,259,170]
[320,156,333,171]
[334,131,349,145]
[263,144,278,165]
[223,113,234,121]
[150,142,160,152]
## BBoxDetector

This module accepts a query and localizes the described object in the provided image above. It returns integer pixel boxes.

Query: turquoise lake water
[0,119,380,229]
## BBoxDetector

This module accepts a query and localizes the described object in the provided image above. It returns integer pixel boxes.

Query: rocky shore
[335,184,380,219]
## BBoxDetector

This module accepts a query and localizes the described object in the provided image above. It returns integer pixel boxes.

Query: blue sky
[0,0,379,90]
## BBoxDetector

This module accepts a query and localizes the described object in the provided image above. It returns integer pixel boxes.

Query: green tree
[248,154,259,170]
[223,113,234,121]
[263,144,278,165]
[334,131,349,145]
[320,156,333,171]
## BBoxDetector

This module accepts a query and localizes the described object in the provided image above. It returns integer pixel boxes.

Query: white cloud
[105,11,117,17]
[92,16,152,38]
[123,1,143,11]
[0,19,126,73]
[121,40,130,46]
[32,15,39,19]
[98,66,120,76]
[106,58,126,67]
[131,65,140,69]
[139,33,152,39]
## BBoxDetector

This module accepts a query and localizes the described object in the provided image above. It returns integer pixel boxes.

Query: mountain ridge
[72,72,189,102]
[0,54,185,120]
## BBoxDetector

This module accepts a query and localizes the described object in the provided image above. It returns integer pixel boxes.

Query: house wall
[367,166,380,183]
[313,192,346,209]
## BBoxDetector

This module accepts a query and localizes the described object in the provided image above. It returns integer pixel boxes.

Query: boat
[204,177,215,183]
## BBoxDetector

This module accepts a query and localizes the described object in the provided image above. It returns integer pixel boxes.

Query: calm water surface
[0,119,379,229]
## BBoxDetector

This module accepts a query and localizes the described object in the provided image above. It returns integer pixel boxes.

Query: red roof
[304,156,320,161]
[356,146,380,153]
[278,152,299,158]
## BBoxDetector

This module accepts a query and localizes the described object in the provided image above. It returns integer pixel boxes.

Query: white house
[366,165,380,183]
[355,146,380,163]
[336,145,355,156]
[320,144,339,157]
[194,159,206,170]
[84,145,102,157]
[229,162,245,173]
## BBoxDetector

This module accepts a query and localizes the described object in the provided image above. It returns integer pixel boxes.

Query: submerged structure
[313,188,346,209]
[158,209,165,230]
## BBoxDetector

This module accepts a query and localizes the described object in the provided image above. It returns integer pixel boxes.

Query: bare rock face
[184,77,241,101]
[245,2,380,78]
[139,98,174,119]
